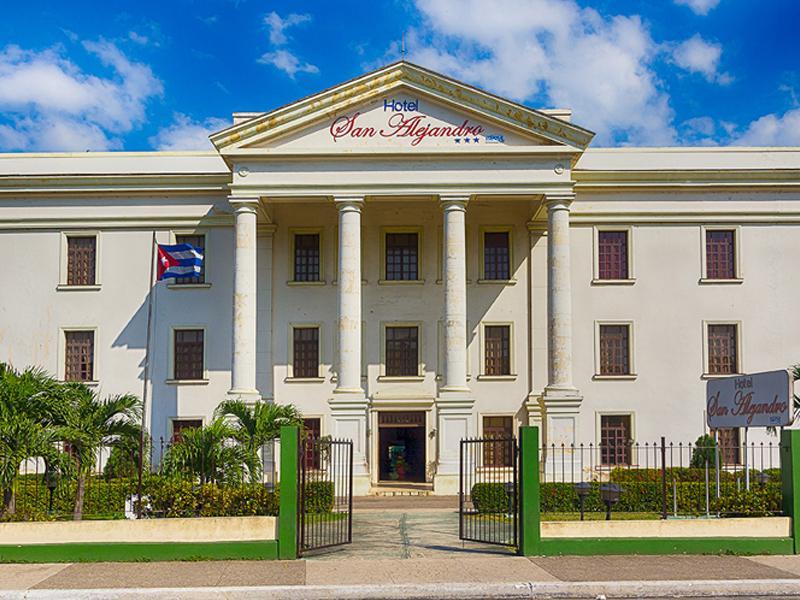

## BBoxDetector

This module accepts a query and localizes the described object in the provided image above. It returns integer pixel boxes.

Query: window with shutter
[482,416,513,467]
[597,231,629,280]
[707,324,738,375]
[64,330,94,381]
[174,329,204,380]
[385,326,419,376]
[67,237,96,286]
[705,230,736,279]
[294,233,321,282]
[293,327,320,378]
[484,325,510,376]
[173,234,205,284]
[598,325,631,375]
[600,415,632,466]
[385,233,418,280]
[483,231,510,280]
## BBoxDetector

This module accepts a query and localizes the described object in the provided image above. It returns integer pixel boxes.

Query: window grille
[482,416,513,467]
[385,326,418,376]
[294,233,320,282]
[293,327,320,378]
[597,231,628,280]
[171,419,202,443]
[65,330,94,381]
[174,329,204,380]
[599,325,630,375]
[708,324,738,375]
[173,234,205,284]
[67,237,96,286]
[600,415,631,465]
[706,230,736,279]
[385,232,418,280]
[483,231,510,280]
[484,325,510,376]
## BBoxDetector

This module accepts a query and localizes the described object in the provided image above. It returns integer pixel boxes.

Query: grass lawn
[542,511,661,521]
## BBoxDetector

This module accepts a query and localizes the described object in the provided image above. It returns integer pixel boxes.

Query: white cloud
[672,34,731,84]
[149,113,229,150]
[0,41,162,151]
[734,109,800,146]
[258,49,319,79]
[264,11,311,46]
[403,0,676,145]
[128,31,149,46]
[674,0,720,16]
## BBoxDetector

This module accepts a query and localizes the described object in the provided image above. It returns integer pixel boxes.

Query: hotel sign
[706,370,794,428]
[328,97,504,147]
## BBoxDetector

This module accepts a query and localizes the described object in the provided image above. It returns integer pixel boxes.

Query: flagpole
[137,231,157,517]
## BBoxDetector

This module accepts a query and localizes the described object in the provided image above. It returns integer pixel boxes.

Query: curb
[6,579,800,599]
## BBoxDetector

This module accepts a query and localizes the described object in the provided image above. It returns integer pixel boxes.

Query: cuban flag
[157,243,204,280]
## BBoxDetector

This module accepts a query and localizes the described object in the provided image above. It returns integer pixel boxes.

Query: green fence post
[781,429,800,554]
[518,425,541,556]
[278,425,299,560]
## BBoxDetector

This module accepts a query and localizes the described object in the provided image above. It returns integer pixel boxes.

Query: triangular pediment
[210,61,594,156]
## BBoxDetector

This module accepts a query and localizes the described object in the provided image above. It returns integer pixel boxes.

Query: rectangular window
[597,231,629,280]
[385,232,418,281]
[171,419,202,443]
[483,416,513,467]
[293,233,321,282]
[302,417,321,470]
[598,324,631,376]
[385,326,419,376]
[174,329,204,380]
[484,325,511,376]
[172,234,205,285]
[600,415,632,466]
[707,324,738,375]
[293,327,320,378]
[483,231,510,280]
[67,236,97,286]
[714,427,741,465]
[706,230,736,279]
[64,330,94,382]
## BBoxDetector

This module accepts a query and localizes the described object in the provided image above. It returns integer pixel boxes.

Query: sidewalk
[4,555,800,598]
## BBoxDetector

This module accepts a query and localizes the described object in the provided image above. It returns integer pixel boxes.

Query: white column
[229,199,260,400]
[334,196,364,395]
[434,194,473,495]
[440,195,470,392]
[543,193,581,465]
[545,193,577,394]
[330,195,369,494]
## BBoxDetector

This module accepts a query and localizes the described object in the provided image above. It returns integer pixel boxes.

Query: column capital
[228,196,261,212]
[333,195,365,211]
[439,194,470,211]
[544,191,575,210]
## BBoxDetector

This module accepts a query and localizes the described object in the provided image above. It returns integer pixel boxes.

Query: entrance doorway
[378,411,426,483]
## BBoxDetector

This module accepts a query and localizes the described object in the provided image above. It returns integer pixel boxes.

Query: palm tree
[55,384,141,520]
[162,417,249,484]
[215,399,303,482]
[0,364,63,517]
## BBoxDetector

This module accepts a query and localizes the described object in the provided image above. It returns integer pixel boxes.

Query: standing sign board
[706,369,794,428]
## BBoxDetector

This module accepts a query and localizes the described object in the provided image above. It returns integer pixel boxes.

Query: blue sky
[0,0,798,151]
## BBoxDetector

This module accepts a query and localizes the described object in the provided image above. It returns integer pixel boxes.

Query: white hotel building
[1,62,798,493]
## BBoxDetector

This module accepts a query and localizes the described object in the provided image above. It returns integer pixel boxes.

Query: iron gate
[297,436,353,556]
[459,437,518,549]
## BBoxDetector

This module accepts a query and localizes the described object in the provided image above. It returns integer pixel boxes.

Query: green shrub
[609,467,737,483]
[471,482,512,514]
[141,477,279,518]
[691,435,717,468]
[539,480,782,517]
[303,481,334,513]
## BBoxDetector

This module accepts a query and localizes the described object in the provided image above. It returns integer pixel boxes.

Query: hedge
[471,482,513,514]
[303,481,335,514]
[609,467,781,484]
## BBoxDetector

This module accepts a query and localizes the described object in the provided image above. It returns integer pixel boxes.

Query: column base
[435,391,474,482]
[541,386,583,452]
[329,391,369,477]
[226,388,262,403]
[433,473,459,495]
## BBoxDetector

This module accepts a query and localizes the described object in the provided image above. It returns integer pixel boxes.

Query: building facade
[1,62,798,493]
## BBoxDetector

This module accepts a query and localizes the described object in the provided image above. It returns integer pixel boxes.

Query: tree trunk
[73,474,86,521]
[2,487,15,517]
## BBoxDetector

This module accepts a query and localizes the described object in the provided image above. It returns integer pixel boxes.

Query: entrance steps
[368,483,434,497]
